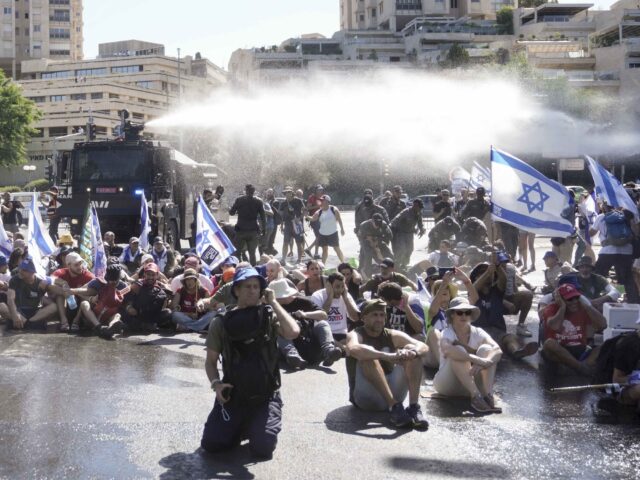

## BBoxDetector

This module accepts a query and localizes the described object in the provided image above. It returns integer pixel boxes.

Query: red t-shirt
[542,303,589,347]
[307,194,322,215]
[178,286,208,314]
[52,268,95,288]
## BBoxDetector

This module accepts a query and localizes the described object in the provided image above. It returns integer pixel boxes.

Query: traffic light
[87,123,96,140]
[45,163,53,181]
[384,163,390,177]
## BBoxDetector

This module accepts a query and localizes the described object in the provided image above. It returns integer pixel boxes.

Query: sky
[83,0,620,70]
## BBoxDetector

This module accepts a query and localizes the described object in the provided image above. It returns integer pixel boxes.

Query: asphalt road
[1,213,639,479]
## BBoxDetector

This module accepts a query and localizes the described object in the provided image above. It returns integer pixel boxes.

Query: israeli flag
[491,148,574,237]
[416,276,432,304]
[586,156,639,220]
[91,206,107,278]
[139,191,151,251]
[0,217,12,257]
[470,161,491,193]
[196,195,235,272]
[28,192,55,276]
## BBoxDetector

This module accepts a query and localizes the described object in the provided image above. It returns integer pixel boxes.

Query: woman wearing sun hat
[433,296,502,414]
[171,268,215,332]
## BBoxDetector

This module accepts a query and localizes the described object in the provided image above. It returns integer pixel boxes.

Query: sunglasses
[453,310,473,316]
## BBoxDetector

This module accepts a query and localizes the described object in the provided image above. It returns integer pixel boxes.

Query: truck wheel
[167,220,180,250]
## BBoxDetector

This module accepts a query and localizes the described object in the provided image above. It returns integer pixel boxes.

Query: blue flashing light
[134,189,144,196]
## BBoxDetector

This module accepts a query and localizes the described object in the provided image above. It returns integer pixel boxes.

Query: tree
[0,70,41,168]
[444,44,470,68]
[518,0,546,7]
[496,7,514,35]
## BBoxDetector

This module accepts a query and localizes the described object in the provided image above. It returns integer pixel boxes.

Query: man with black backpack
[201,267,300,459]
[590,205,639,303]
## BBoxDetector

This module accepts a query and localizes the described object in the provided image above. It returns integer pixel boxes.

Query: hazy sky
[84,0,619,70]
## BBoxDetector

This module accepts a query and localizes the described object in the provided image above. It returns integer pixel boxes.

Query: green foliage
[0,70,42,168]
[0,186,21,193]
[443,44,470,68]
[23,178,50,192]
[496,7,514,35]
[518,0,546,7]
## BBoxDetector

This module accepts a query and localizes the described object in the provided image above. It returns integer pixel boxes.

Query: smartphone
[438,267,455,278]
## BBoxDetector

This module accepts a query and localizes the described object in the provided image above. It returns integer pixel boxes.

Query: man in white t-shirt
[425,240,459,268]
[311,272,360,343]
[589,205,638,303]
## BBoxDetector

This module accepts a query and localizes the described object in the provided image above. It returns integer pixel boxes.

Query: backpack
[594,332,635,384]
[220,304,281,406]
[603,211,633,246]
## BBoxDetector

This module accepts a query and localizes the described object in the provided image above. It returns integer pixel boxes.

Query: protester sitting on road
[377,281,426,339]
[607,320,640,410]
[311,272,360,344]
[119,236,144,273]
[471,260,538,360]
[427,216,461,252]
[8,247,25,273]
[171,268,215,333]
[574,255,620,311]
[541,251,563,295]
[270,278,342,369]
[69,263,128,339]
[497,251,535,338]
[297,260,327,296]
[338,262,363,304]
[423,240,459,269]
[170,255,214,294]
[103,231,123,259]
[150,236,176,277]
[131,254,170,286]
[265,258,287,283]
[201,267,300,459]
[345,299,429,430]
[360,258,417,299]
[123,263,171,332]
[50,251,95,331]
[0,256,9,304]
[540,284,606,376]
[210,262,253,307]
[0,258,59,330]
[433,297,502,414]
[211,256,239,293]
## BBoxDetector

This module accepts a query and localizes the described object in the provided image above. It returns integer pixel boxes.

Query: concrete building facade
[1,0,83,78]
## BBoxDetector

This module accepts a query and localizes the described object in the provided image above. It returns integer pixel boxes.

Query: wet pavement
[1,218,640,478]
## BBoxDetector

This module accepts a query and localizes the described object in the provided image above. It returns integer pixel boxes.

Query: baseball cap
[321,194,332,202]
[496,251,510,264]
[558,284,581,300]
[361,299,387,316]
[380,258,394,268]
[543,251,557,259]
[153,236,163,245]
[184,257,200,268]
[19,258,37,273]
[222,256,240,267]
[65,252,84,266]
[129,236,140,244]
[144,262,159,273]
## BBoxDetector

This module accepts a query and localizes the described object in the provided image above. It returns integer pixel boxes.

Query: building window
[111,65,143,74]
[49,49,70,56]
[49,0,71,5]
[70,93,86,100]
[136,80,153,89]
[76,68,107,77]
[50,95,67,102]
[34,25,41,32]
[91,92,103,99]
[49,28,70,39]
[109,93,120,99]
[371,7,376,17]
[48,126,68,137]
[50,9,70,22]
[359,14,364,21]
[3,7,11,14]
[31,128,45,138]
[42,70,73,79]
[450,0,458,7]
[28,96,46,103]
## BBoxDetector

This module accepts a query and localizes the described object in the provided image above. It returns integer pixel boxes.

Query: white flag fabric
[28,192,55,276]
[449,166,471,196]
[196,196,235,272]
[470,161,491,193]
[0,216,12,257]
[491,148,574,237]
[139,191,151,251]
[586,155,639,220]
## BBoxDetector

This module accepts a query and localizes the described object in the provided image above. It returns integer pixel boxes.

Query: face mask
[364,197,373,206]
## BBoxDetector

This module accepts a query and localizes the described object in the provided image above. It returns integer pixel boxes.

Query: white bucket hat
[268,278,299,299]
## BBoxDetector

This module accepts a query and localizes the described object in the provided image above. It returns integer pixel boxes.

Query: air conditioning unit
[603,327,636,341]
[603,302,640,329]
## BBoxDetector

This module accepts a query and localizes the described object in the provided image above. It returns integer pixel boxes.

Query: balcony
[396,1,422,12]
[49,16,70,22]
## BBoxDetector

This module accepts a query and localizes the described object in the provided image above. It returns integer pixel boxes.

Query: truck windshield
[74,148,149,182]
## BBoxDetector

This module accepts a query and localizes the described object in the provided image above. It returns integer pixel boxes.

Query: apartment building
[340,0,513,32]
[0,0,83,78]
[2,40,227,186]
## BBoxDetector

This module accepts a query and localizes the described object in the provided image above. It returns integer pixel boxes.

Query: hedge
[23,178,50,192]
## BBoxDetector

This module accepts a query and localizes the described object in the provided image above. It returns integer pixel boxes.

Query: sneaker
[484,393,502,414]
[516,324,532,337]
[406,403,429,431]
[470,394,492,414]
[389,402,413,428]
[108,317,125,335]
[285,353,308,370]
[95,325,113,340]
[321,346,343,367]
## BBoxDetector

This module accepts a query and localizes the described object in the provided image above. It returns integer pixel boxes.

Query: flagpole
[488,146,495,246]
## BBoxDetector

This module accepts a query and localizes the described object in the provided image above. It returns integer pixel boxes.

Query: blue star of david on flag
[517,182,550,213]
[196,196,235,272]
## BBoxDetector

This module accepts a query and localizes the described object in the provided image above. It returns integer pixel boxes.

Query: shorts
[6,308,46,330]
[354,364,408,412]
[564,344,592,362]
[318,232,339,248]
[283,223,304,244]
